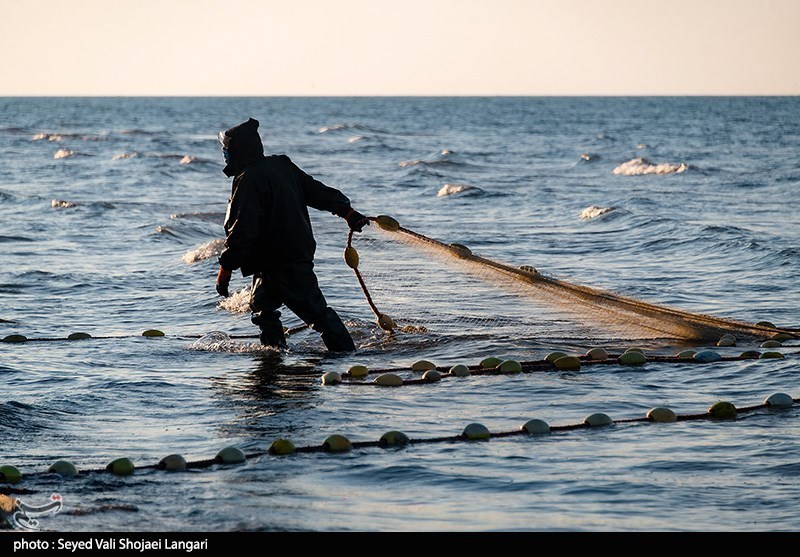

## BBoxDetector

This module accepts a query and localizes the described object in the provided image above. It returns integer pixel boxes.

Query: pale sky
[1,0,798,95]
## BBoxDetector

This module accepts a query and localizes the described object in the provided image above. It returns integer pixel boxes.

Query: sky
[1,0,799,96]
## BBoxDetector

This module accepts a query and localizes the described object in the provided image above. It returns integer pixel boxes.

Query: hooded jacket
[218,118,352,276]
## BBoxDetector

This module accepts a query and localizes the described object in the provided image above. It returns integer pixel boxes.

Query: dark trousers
[249,262,355,352]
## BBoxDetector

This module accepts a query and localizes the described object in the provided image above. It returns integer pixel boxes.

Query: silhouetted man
[215,118,368,351]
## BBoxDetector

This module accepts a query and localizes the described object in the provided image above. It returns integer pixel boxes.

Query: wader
[249,262,355,352]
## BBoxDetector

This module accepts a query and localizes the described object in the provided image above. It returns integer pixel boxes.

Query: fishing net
[345,215,793,343]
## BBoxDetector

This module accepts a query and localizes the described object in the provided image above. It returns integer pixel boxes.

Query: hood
[221,117,265,177]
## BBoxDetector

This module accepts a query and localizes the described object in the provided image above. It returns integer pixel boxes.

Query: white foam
[398,159,422,168]
[580,206,614,219]
[437,183,477,197]
[32,133,63,141]
[318,123,349,133]
[179,155,195,165]
[218,286,252,314]
[188,333,280,354]
[53,149,75,159]
[112,152,138,160]
[182,239,225,264]
[51,199,78,209]
[612,157,687,176]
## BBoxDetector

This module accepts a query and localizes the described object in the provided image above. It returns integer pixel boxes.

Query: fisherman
[214,117,369,352]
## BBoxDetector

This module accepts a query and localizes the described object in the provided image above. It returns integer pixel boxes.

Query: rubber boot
[313,308,356,352]
[252,311,287,349]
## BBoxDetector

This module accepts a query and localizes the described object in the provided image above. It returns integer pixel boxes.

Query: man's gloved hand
[345,208,370,233]
[216,266,232,297]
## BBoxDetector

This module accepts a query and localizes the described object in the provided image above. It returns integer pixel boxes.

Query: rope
[327,351,795,387]
[0,324,311,344]
[346,228,384,322]
[2,393,796,486]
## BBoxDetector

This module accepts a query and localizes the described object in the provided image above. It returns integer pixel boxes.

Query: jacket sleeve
[284,156,352,217]
[218,174,264,272]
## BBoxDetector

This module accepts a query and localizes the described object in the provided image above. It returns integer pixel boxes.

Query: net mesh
[347,216,791,343]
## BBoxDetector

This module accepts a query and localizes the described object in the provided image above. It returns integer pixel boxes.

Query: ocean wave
[182,238,225,264]
[53,149,75,159]
[51,199,115,211]
[0,400,65,432]
[0,401,30,428]
[319,123,355,133]
[437,183,483,197]
[119,128,156,136]
[399,149,475,169]
[33,132,107,142]
[112,152,139,160]
[145,153,214,165]
[171,211,225,223]
[150,153,190,161]
[580,206,615,219]
[612,157,688,176]
[51,199,79,209]
[0,126,31,135]
[32,132,64,142]
[318,123,388,135]
[152,225,180,238]
[0,235,34,243]
[343,135,400,152]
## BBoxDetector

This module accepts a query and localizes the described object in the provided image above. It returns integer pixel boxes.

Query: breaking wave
[318,123,388,135]
[182,238,225,264]
[612,157,688,176]
[33,133,64,142]
[399,149,475,169]
[51,199,116,210]
[580,205,615,219]
[170,212,225,223]
[54,149,75,159]
[437,183,483,197]
[33,132,107,142]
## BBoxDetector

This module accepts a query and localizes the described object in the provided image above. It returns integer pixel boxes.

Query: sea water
[1,97,798,532]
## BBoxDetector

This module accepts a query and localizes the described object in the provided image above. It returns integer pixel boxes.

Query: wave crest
[33,133,63,141]
[112,152,139,160]
[613,157,688,176]
[171,212,224,223]
[318,123,385,134]
[580,206,614,219]
[53,149,75,159]
[399,149,471,169]
[182,239,225,264]
[51,199,79,209]
[437,183,482,197]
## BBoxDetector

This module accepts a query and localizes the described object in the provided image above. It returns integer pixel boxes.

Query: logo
[0,493,63,531]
